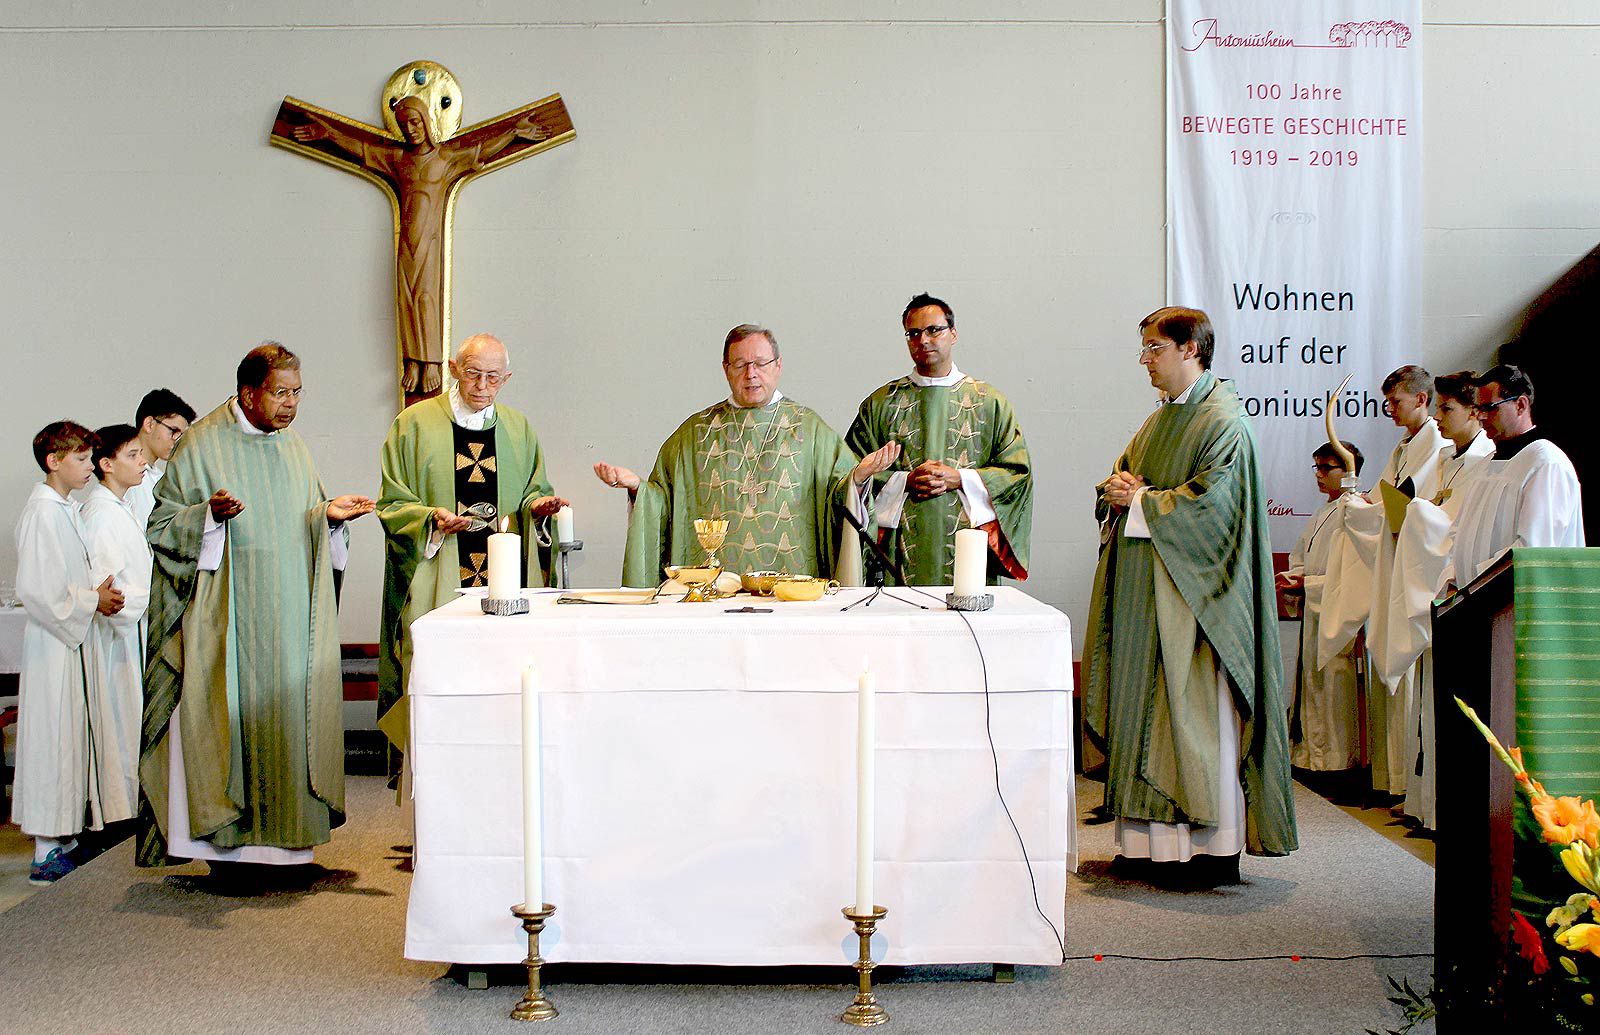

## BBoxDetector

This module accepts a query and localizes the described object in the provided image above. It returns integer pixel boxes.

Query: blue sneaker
[27,847,77,886]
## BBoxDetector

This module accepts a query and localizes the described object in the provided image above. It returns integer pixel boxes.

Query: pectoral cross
[269,60,576,409]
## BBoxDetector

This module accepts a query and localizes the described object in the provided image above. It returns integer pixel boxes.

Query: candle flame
[500,516,510,534]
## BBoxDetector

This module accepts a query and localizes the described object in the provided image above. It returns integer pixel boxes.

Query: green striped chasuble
[137,400,345,864]
[1082,371,1297,857]
[846,375,1032,585]
[621,397,858,588]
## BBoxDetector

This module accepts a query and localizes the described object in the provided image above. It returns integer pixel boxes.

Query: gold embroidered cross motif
[456,442,497,483]
[461,551,489,587]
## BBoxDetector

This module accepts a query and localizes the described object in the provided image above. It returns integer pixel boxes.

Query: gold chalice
[694,518,729,569]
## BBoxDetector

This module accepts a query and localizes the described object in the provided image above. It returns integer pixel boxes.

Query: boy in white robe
[79,424,152,832]
[125,389,196,532]
[1278,441,1365,786]
[1382,372,1495,829]
[13,422,125,884]
[1375,364,1446,496]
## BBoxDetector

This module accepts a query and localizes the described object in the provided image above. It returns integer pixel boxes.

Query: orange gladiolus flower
[1533,794,1600,849]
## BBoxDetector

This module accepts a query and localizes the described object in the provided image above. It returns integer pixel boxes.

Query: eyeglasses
[905,325,951,341]
[264,387,304,402]
[1312,463,1346,473]
[1138,342,1174,360]
[1473,397,1519,417]
[725,357,779,375]
[155,418,185,441]
[458,368,506,386]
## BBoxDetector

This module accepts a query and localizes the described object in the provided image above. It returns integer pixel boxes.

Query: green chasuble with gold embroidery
[377,394,555,725]
[1081,371,1297,857]
[137,400,346,865]
[846,375,1032,585]
[621,397,858,587]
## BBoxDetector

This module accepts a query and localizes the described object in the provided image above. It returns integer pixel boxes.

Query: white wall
[1,2,1595,652]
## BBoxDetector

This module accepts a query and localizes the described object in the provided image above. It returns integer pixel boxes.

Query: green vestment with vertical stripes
[846,375,1033,585]
[137,400,345,865]
[376,395,554,725]
[1082,371,1297,856]
[621,398,857,588]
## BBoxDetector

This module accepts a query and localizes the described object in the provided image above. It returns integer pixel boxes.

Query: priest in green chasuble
[377,333,565,730]
[846,293,1032,585]
[595,324,900,586]
[138,344,376,868]
[1082,307,1296,876]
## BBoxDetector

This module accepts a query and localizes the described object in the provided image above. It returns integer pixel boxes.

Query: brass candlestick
[840,905,889,1026]
[509,903,558,1022]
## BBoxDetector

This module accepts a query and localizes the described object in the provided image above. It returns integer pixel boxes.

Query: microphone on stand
[839,503,927,609]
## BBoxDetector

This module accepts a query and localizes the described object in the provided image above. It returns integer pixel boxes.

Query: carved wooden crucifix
[269,60,575,407]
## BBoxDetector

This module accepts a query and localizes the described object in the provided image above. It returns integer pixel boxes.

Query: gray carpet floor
[0,776,1435,1034]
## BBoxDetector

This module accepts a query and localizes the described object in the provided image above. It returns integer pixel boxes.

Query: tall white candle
[855,666,876,914]
[953,527,987,597]
[487,530,521,600]
[836,520,864,587]
[555,505,575,545]
[521,665,542,910]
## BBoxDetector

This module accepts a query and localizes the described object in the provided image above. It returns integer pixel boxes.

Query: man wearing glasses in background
[844,293,1033,587]
[124,389,197,530]
[594,323,897,587]
[1443,364,1584,588]
[376,333,567,749]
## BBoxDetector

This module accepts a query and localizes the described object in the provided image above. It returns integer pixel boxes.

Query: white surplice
[11,483,104,838]
[1445,437,1586,587]
[1287,498,1360,771]
[1375,417,1447,495]
[79,481,153,824]
[123,459,166,535]
[1419,431,1495,522]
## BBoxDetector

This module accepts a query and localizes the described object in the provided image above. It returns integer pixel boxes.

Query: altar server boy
[13,421,124,884]
[79,424,152,833]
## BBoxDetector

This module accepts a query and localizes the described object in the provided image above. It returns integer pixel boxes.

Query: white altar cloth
[403,586,1075,966]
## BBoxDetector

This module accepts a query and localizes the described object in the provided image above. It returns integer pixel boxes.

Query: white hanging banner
[1167,1,1421,546]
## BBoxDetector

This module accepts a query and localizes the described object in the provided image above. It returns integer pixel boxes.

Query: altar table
[403,586,1075,966]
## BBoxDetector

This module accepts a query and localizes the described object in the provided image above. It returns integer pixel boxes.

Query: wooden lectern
[1433,546,1600,1019]
[1432,552,1516,1016]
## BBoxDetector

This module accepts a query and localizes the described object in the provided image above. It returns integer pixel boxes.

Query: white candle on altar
[855,666,876,914]
[521,665,542,910]
[555,505,575,545]
[487,526,521,600]
[837,520,864,587]
[953,527,987,597]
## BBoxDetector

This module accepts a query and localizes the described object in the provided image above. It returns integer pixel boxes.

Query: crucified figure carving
[270,63,575,406]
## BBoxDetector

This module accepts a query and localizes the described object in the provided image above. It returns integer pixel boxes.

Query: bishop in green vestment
[137,344,375,866]
[847,294,1032,585]
[595,324,900,587]
[378,334,565,728]
[1082,308,1296,863]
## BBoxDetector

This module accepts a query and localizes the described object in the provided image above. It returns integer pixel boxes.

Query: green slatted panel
[1513,548,1600,801]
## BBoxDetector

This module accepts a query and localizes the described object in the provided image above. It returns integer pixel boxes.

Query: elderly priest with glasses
[138,343,376,873]
[594,323,899,586]
[377,333,567,740]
